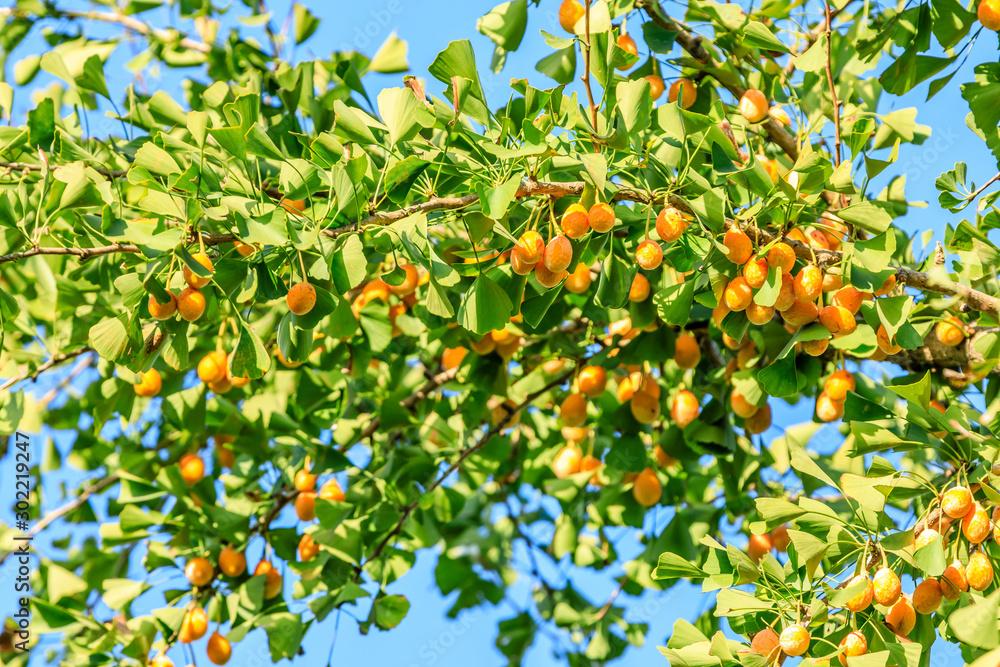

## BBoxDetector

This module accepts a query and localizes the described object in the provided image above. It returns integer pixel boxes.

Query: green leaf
[793,35,828,72]
[369,32,410,74]
[741,22,789,53]
[477,0,528,53]
[230,319,271,380]
[949,590,1000,648]
[458,274,513,335]
[536,46,577,84]
[377,87,421,146]
[654,281,696,326]
[837,201,895,235]
[913,534,946,577]
[292,2,321,45]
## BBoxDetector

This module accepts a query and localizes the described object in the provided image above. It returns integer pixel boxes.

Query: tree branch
[354,365,577,581]
[0,348,93,391]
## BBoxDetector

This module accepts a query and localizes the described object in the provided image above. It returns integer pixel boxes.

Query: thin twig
[823,0,842,168]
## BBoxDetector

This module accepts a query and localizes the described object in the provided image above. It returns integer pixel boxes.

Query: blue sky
[1,0,997,666]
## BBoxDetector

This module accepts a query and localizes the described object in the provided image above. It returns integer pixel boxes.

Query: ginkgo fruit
[979,0,1000,30]
[198,350,228,384]
[967,551,994,591]
[645,74,666,101]
[578,366,608,397]
[254,560,283,599]
[561,203,590,238]
[629,273,650,302]
[839,631,867,666]
[559,393,588,427]
[319,479,346,502]
[589,202,616,233]
[544,235,573,272]
[872,567,901,606]
[674,333,701,369]
[819,305,857,337]
[744,403,772,434]
[553,444,583,479]
[794,264,822,301]
[941,485,973,519]
[632,468,661,507]
[207,631,232,665]
[298,533,320,562]
[743,255,769,289]
[816,391,844,422]
[724,277,753,311]
[558,0,585,32]
[843,575,873,612]
[635,240,663,270]
[779,624,810,656]
[723,228,753,264]
[941,560,968,600]
[148,291,177,320]
[731,390,758,419]
[517,230,545,264]
[630,391,660,423]
[179,606,208,643]
[442,346,467,370]
[935,316,965,346]
[183,253,214,288]
[185,557,214,587]
[219,546,246,577]
[746,533,772,563]
[738,89,769,123]
[912,578,942,614]
[535,261,567,288]
[670,390,700,427]
[388,264,420,296]
[565,263,592,294]
[750,628,780,661]
[134,369,162,398]
[824,370,855,402]
[180,453,205,485]
[615,33,638,69]
[287,282,317,315]
[177,287,206,322]
[668,78,697,109]
[295,491,316,521]
[962,502,990,543]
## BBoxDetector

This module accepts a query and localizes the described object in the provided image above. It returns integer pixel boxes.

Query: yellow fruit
[198,350,228,383]
[558,0,585,32]
[442,347,468,371]
[148,291,177,320]
[779,624,810,657]
[771,525,790,552]
[839,632,867,666]
[206,631,232,665]
[183,253,214,288]
[219,546,246,577]
[319,479,346,502]
[298,533,320,562]
[886,595,915,636]
[589,203,616,233]
[179,453,205,485]
[560,393,588,427]
[134,369,162,398]
[723,228,753,264]
[936,316,965,346]
[738,89,769,123]
[967,551,994,591]
[979,0,1000,30]
[179,606,208,643]
[671,390,700,427]
[750,628,780,661]
[294,491,316,522]
[962,502,990,543]
[630,391,660,423]
[287,282,317,315]
[941,485,973,519]
[843,575,873,612]
[177,287,207,322]
[824,370,855,402]
[747,533,773,563]
[645,74,666,101]
[553,444,583,479]
[632,468,661,507]
[912,578,942,614]
[635,239,663,270]
[872,567,901,606]
[668,78,697,109]
[615,34,638,70]
[185,557,214,587]
[942,560,968,601]
[629,273,651,302]
[578,366,607,398]
[674,333,701,369]
[254,560,283,599]
[561,203,590,239]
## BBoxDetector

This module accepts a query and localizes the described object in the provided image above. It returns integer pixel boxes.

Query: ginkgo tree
[0,0,999,665]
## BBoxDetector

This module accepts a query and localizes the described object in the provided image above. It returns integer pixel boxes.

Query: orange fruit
[779,624,810,656]
[553,443,583,479]
[319,479,346,502]
[630,391,661,423]
[635,240,663,270]
[134,369,162,398]
[655,206,689,242]
[294,491,317,522]
[517,230,545,264]
[185,556,214,587]
[287,282,317,315]
[615,33,638,70]
[179,606,208,643]
[967,551,994,591]
[819,305,857,337]
[632,468,661,507]
[671,390,700,427]
[750,628,780,661]
[674,333,701,369]
[388,264,419,296]
[198,350,228,384]
[298,533,320,562]
[816,392,844,423]
[843,575,873,612]
[962,502,990,543]
[747,533,773,563]
[876,325,902,355]
[872,567,901,606]
[561,203,590,239]
[723,277,753,311]
[254,560,283,599]
[183,253,214,288]
[745,403,772,434]
[668,78,697,109]
[645,74,666,101]
[912,578,942,614]
[148,291,177,320]
[771,525,790,552]
[738,89,769,123]
[824,370,855,402]
[794,265,822,302]
[543,235,573,273]
[206,631,232,665]
[578,366,607,398]
[177,286,206,322]
[629,273,651,302]
[839,631,867,666]
[179,453,205,485]
[979,0,1000,30]
[558,0,585,31]
[589,203,616,233]
[442,346,468,371]
[941,485,973,519]
[219,546,246,577]
[743,255,769,289]
[941,560,968,600]
[723,228,753,264]
[767,243,796,274]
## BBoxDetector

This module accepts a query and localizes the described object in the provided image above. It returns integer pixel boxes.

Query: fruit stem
[298,250,308,280]
[581,0,600,148]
